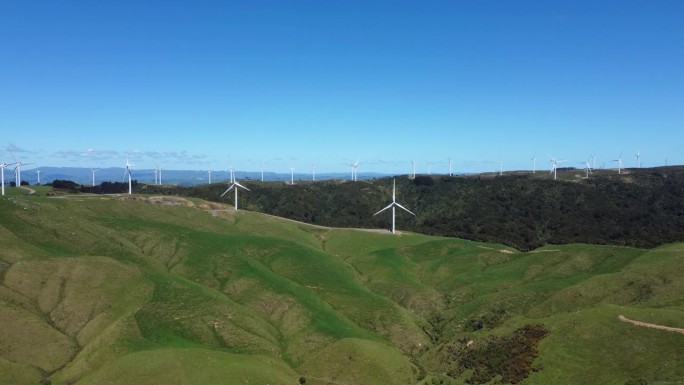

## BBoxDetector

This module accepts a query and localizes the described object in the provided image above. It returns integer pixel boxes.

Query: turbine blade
[373,203,394,216]
[394,202,416,216]
[234,182,251,191]
[220,185,235,197]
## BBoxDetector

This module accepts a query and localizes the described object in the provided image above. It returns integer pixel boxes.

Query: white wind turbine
[549,156,566,180]
[290,167,295,185]
[153,163,163,185]
[613,153,624,174]
[410,160,416,179]
[349,159,360,181]
[374,178,415,234]
[579,160,592,179]
[635,150,641,168]
[208,169,212,184]
[312,162,316,182]
[448,157,452,176]
[90,168,99,187]
[9,152,30,187]
[499,159,503,176]
[36,168,41,184]
[1,162,17,196]
[260,162,264,182]
[531,155,537,173]
[124,158,133,194]
[220,178,250,211]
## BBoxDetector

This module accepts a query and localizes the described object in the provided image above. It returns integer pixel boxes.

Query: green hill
[126,166,684,251]
[0,190,682,384]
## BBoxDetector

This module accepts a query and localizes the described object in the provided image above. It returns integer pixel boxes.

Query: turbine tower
[1,162,17,196]
[220,178,250,211]
[290,167,295,185]
[36,169,41,184]
[549,157,566,180]
[636,151,641,168]
[124,159,133,194]
[579,160,592,179]
[374,178,415,234]
[531,156,536,173]
[613,154,624,174]
[448,157,452,176]
[312,163,316,182]
[208,169,212,184]
[410,160,416,179]
[8,151,28,187]
[90,168,99,187]
[499,159,503,176]
[260,162,264,182]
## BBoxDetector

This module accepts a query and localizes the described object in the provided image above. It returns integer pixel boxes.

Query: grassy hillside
[0,189,682,384]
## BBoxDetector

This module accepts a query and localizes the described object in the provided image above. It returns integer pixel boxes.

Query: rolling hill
[0,188,683,384]
[129,166,684,251]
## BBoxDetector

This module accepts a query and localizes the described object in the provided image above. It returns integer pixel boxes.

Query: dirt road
[619,315,684,335]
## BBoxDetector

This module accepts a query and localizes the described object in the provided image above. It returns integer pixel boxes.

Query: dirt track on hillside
[619,315,684,335]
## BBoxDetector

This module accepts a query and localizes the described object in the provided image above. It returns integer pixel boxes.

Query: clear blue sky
[1,1,682,175]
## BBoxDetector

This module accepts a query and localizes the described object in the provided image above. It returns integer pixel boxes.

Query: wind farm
[2,1,684,384]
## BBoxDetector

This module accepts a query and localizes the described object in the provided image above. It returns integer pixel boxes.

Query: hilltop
[130,166,684,251]
[0,190,683,384]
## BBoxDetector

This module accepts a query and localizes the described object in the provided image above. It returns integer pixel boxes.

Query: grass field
[0,188,682,384]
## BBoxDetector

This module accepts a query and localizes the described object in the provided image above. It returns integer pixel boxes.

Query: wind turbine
[124,159,133,194]
[374,178,415,234]
[36,169,41,185]
[448,157,452,176]
[350,159,360,181]
[90,168,99,187]
[157,165,162,185]
[410,160,416,179]
[150,163,161,185]
[312,163,316,182]
[1,162,17,196]
[531,156,536,173]
[9,151,29,187]
[290,167,295,185]
[220,178,250,211]
[208,169,212,184]
[549,157,566,180]
[613,153,624,174]
[579,160,592,179]
[260,162,264,182]
[499,159,503,176]
[635,151,641,168]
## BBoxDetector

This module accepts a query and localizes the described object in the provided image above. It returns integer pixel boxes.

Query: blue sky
[1,1,682,175]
